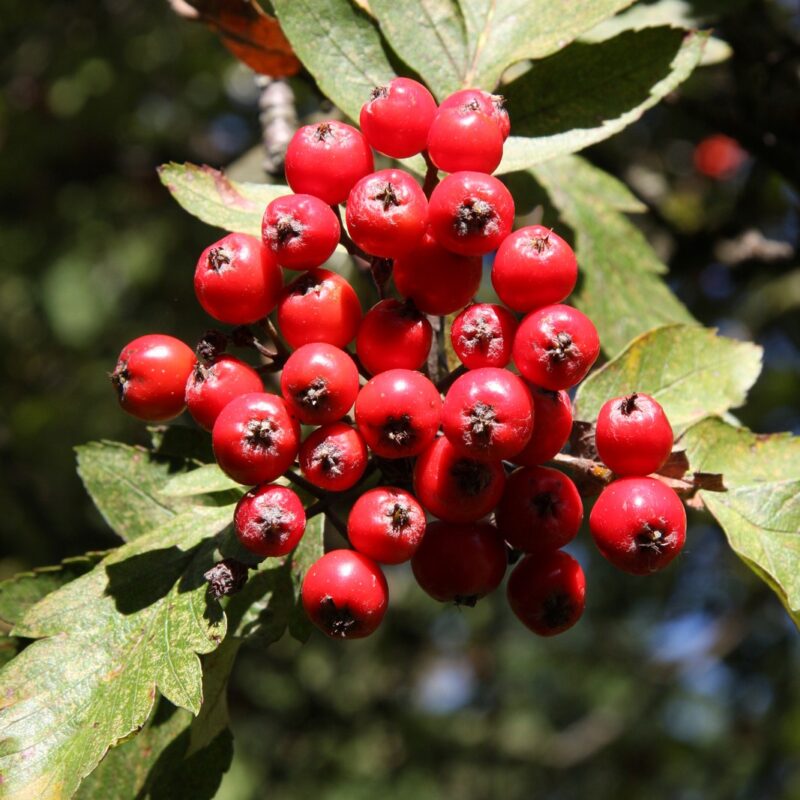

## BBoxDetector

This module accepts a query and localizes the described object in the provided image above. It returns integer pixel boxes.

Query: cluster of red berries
[111,78,687,640]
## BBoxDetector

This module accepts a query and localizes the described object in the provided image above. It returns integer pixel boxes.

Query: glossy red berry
[262,194,340,271]
[451,303,518,370]
[427,108,504,174]
[411,520,507,604]
[212,392,300,486]
[413,436,505,523]
[345,169,427,257]
[512,304,600,391]
[356,299,433,375]
[302,550,388,639]
[589,477,687,575]
[111,334,195,422]
[233,483,306,557]
[595,393,674,476]
[280,343,359,425]
[355,369,441,459]
[185,354,263,431]
[507,551,586,636]
[496,466,583,553]
[393,231,482,315]
[285,121,374,205]
[348,487,426,564]
[428,171,514,256]
[299,422,368,492]
[277,269,362,349]
[359,78,438,158]
[194,233,282,325]
[492,226,578,312]
[442,367,533,461]
[513,387,573,466]
[694,134,746,180]
[440,89,510,140]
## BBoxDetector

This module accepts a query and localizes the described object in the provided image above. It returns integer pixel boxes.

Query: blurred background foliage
[1,0,799,797]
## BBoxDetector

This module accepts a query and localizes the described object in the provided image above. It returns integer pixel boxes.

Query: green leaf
[162,464,246,498]
[0,505,233,800]
[681,418,800,627]
[574,324,763,433]
[531,155,695,353]
[157,162,287,238]
[496,28,707,174]
[288,514,325,642]
[273,0,396,122]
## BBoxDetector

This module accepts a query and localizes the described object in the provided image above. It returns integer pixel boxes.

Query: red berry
[411,520,506,604]
[413,436,505,523]
[262,194,340,271]
[393,231,482,315]
[185,354,263,431]
[194,233,282,325]
[345,169,427,257]
[512,304,600,391]
[496,466,583,553]
[359,78,438,158]
[589,477,687,575]
[507,551,586,636]
[595,393,674,476]
[301,550,388,639]
[355,369,441,459]
[513,387,573,466]
[280,343,359,425]
[212,392,300,486]
[427,108,504,174]
[356,299,433,375]
[428,171,514,256]
[348,487,426,564]
[492,226,578,312]
[694,134,746,180]
[285,121,374,205]
[277,269,362,349]
[299,422,368,492]
[440,89,510,140]
[111,334,195,422]
[442,367,533,461]
[233,483,306,557]
[450,303,518,369]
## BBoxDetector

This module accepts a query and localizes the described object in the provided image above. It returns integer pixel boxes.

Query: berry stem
[435,364,468,394]
[285,469,327,499]
[422,150,440,198]
[261,317,291,362]
[332,204,370,261]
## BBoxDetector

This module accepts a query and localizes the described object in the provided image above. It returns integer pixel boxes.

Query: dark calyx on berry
[373,182,400,211]
[254,503,292,539]
[275,215,303,244]
[245,418,278,451]
[636,520,670,554]
[192,362,211,383]
[314,122,334,141]
[455,199,495,236]
[294,273,324,296]
[619,393,639,415]
[370,85,389,100]
[451,458,493,496]
[311,442,344,476]
[531,234,551,253]
[464,315,497,346]
[467,401,497,444]
[207,246,232,271]
[110,363,128,398]
[382,414,415,448]
[454,594,479,608]
[204,558,249,599]
[319,596,359,637]
[545,331,578,363]
[297,377,328,408]
[196,329,227,362]
[540,591,577,630]
[387,502,411,530]
[531,491,559,518]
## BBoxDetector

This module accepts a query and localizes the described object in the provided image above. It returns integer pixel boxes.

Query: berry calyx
[427,107,504,174]
[234,483,306,557]
[298,422,368,492]
[512,387,573,466]
[450,303,518,370]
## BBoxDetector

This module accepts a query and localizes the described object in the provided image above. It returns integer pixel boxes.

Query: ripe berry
[413,436,506,523]
[411,520,507,604]
[492,226,578,312]
[694,134,746,180]
[589,477,687,575]
[440,89,510,140]
[194,233,282,325]
[451,303,518,370]
[595,393,674,476]
[299,422,368,492]
[285,121,374,205]
[393,231,482,315]
[280,343,359,425]
[427,108,504,174]
[355,369,441,459]
[262,194,340,271]
[348,487,426,564]
[512,304,600,391]
[212,392,300,486]
[234,483,306,557]
[496,466,583,553]
[302,550,388,639]
[356,299,433,375]
[513,387,573,466]
[428,171,514,256]
[111,334,195,422]
[277,269,362,349]
[359,78,437,158]
[507,551,586,636]
[442,367,533,461]
[345,169,427,257]
[185,354,263,431]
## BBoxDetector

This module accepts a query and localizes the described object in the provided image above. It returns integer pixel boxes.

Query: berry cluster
[111,78,686,641]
